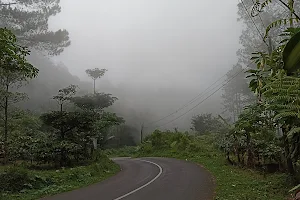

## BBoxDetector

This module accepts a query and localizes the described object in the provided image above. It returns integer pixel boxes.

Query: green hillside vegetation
[122,131,292,200]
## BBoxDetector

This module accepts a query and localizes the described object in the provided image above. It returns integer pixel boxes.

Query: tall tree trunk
[60,103,65,167]
[282,127,295,174]
[246,132,254,167]
[284,139,294,174]
[3,89,8,164]
[140,123,144,144]
[93,79,96,94]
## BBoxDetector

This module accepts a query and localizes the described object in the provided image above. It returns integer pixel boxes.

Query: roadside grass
[110,133,293,200]
[104,146,139,158]
[0,155,120,200]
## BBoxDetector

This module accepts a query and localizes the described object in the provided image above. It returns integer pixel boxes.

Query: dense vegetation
[191,0,300,197]
[0,27,126,198]
[1,0,300,199]
[0,1,137,198]
[184,0,300,196]
[218,0,300,187]
[126,131,291,200]
[0,153,119,200]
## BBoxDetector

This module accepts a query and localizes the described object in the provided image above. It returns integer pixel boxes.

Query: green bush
[30,175,53,189]
[104,146,138,157]
[0,167,30,192]
[141,131,194,153]
[140,141,153,154]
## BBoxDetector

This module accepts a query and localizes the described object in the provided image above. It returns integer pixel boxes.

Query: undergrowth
[0,152,120,200]
[112,131,293,200]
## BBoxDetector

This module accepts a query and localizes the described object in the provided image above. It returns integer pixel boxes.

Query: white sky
[49,0,242,90]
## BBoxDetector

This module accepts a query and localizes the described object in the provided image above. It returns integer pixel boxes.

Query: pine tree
[0,0,70,55]
[222,65,253,122]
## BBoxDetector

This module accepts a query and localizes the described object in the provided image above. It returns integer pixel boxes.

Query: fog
[47,0,242,131]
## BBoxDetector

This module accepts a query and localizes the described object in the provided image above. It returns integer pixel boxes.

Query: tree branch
[0,3,16,6]
[62,126,77,135]
[278,0,300,20]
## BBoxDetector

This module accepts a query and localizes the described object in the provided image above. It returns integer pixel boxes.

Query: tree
[0,0,70,55]
[0,28,38,164]
[237,0,300,66]
[191,113,223,134]
[42,85,78,166]
[40,110,100,166]
[40,87,123,166]
[85,68,107,94]
[53,84,78,112]
[71,93,123,149]
[222,65,253,122]
[71,93,117,111]
[226,0,300,175]
[105,125,138,148]
[263,71,300,174]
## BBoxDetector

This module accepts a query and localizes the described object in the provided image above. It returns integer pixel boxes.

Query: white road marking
[113,159,163,200]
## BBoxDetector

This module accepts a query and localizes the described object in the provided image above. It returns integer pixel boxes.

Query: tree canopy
[0,0,70,55]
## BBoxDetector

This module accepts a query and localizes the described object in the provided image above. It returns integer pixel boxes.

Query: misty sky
[48,0,243,130]
[50,0,242,90]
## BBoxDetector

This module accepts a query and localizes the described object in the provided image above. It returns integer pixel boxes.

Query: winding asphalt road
[42,157,215,200]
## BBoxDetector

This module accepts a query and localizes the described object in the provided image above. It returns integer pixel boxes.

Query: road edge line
[113,159,163,200]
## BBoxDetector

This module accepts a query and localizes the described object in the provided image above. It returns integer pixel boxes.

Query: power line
[145,0,267,129]
[154,68,247,129]
[274,0,289,10]
[240,0,269,45]
[153,60,255,129]
[145,73,228,126]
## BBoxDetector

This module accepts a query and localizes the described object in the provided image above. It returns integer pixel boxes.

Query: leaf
[289,184,300,193]
[274,112,298,120]
[287,127,300,140]
[264,18,299,40]
[283,31,300,74]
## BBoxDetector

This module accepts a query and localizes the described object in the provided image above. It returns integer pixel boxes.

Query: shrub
[0,167,30,192]
[139,141,154,154]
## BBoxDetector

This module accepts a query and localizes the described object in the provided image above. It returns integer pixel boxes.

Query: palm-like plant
[263,70,300,173]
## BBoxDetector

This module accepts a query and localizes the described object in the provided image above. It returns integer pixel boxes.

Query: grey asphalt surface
[41,157,215,200]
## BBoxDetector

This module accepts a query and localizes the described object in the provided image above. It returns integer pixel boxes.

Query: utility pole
[140,123,144,144]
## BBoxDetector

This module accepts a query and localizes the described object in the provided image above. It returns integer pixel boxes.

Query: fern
[275,104,300,110]
[287,127,300,139]
[273,111,298,120]
[264,18,299,40]
[264,73,300,122]
[271,95,300,102]
[260,0,272,9]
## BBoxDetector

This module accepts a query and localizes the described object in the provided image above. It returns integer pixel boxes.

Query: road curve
[41,157,215,200]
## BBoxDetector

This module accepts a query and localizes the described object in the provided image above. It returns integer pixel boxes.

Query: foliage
[53,85,78,108]
[191,113,224,134]
[0,167,30,192]
[0,28,38,77]
[0,0,70,55]
[85,68,107,81]
[85,68,107,93]
[104,146,138,157]
[131,131,291,200]
[283,31,300,73]
[264,18,299,40]
[221,64,253,122]
[224,0,300,194]
[0,28,38,164]
[105,125,139,148]
[37,85,123,167]
[71,93,117,111]
[1,153,120,200]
